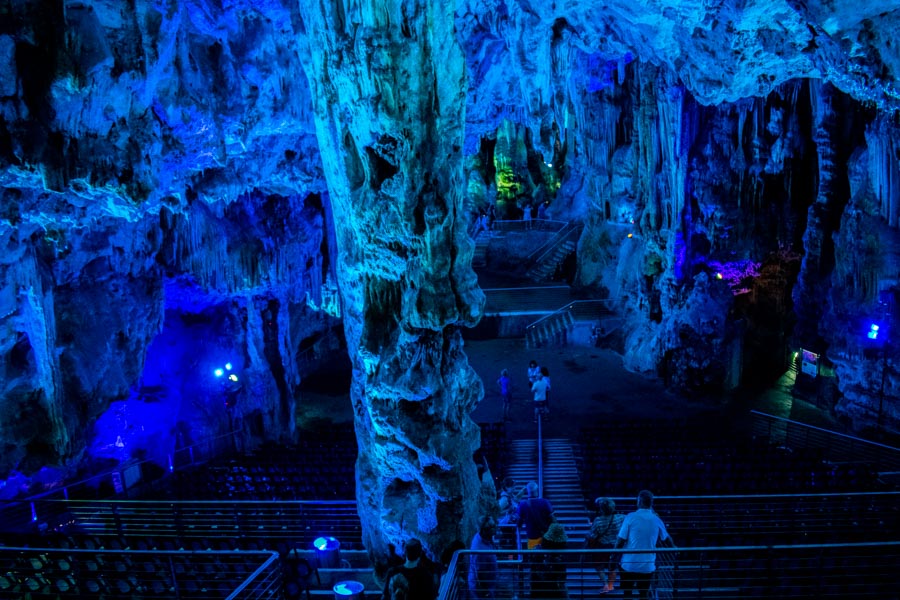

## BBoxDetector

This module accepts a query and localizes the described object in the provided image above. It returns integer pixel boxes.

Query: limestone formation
[2,0,900,566]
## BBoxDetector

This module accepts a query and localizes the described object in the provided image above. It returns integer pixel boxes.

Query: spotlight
[716,272,723,280]
[868,323,880,340]
[214,368,224,377]
[225,363,232,370]
[627,233,633,238]
[314,536,341,568]
[228,374,239,382]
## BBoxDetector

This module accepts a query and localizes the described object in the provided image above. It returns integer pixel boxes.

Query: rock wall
[0,1,330,485]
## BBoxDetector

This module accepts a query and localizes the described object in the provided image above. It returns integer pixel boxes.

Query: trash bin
[333,580,364,600]
[314,536,341,568]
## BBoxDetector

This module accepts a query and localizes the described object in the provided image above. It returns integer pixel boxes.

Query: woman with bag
[585,497,624,593]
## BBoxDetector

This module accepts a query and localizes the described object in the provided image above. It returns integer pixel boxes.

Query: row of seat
[576,422,885,496]
[0,546,276,599]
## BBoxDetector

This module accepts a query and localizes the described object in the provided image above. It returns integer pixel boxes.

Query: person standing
[497,369,512,421]
[527,360,541,384]
[531,370,550,423]
[532,522,570,598]
[585,497,625,593]
[614,490,674,600]
[540,366,552,415]
[381,538,437,600]
[468,516,499,599]
[516,481,555,549]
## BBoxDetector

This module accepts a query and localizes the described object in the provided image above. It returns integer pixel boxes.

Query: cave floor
[297,337,844,440]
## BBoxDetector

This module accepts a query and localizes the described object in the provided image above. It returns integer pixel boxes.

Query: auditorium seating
[576,420,885,498]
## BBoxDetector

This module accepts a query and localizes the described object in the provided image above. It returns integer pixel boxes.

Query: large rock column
[297,1,487,568]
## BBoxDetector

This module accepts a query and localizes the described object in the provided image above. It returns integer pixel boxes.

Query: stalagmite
[297,0,486,569]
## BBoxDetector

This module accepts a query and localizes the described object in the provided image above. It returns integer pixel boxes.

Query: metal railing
[15,430,243,502]
[751,410,900,472]
[0,547,280,599]
[526,299,614,332]
[0,499,362,548]
[439,543,900,599]
[527,221,582,265]
[491,218,568,234]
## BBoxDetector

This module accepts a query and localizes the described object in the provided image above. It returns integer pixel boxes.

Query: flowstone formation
[458,0,900,428]
[1,2,330,484]
[297,1,487,570]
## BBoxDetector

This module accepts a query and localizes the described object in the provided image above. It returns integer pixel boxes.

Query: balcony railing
[439,543,900,599]
[752,410,900,472]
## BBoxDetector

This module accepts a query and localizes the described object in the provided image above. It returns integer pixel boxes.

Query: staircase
[526,300,614,348]
[473,232,491,269]
[526,239,576,281]
[525,309,574,348]
[505,437,606,596]
[525,222,582,282]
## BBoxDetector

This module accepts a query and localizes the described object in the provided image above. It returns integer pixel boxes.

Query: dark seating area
[155,431,359,501]
[0,546,279,599]
[639,492,900,548]
[577,420,886,498]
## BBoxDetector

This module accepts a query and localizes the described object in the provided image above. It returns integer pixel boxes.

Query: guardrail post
[168,555,182,600]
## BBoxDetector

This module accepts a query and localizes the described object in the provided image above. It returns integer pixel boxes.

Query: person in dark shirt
[516,481,555,548]
[381,538,437,600]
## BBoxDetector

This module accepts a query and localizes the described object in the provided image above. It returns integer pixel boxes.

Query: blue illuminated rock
[1,0,900,552]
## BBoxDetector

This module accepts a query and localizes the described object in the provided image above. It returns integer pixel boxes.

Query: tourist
[614,490,674,599]
[516,481,555,549]
[468,516,499,599]
[497,369,512,421]
[540,366,552,414]
[532,522,570,598]
[498,477,523,525]
[531,370,550,423]
[527,360,541,385]
[585,497,624,593]
[381,538,437,600]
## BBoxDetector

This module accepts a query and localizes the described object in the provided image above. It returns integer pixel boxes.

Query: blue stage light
[214,368,224,377]
[868,324,880,340]
[225,362,232,370]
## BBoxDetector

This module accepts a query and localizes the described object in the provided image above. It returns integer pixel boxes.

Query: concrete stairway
[505,436,608,597]
[526,238,576,282]
[525,309,574,348]
[473,232,491,268]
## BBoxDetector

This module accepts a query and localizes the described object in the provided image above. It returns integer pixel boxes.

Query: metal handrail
[526,299,614,331]
[751,410,900,471]
[439,543,900,600]
[491,218,568,234]
[527,220,581,264]
[15,429,243,502]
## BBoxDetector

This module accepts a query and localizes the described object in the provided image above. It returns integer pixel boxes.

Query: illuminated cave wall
[2,0,900,564]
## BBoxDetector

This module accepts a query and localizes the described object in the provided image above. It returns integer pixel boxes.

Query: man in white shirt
[614,490,674,599]
[530,372,550,422]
